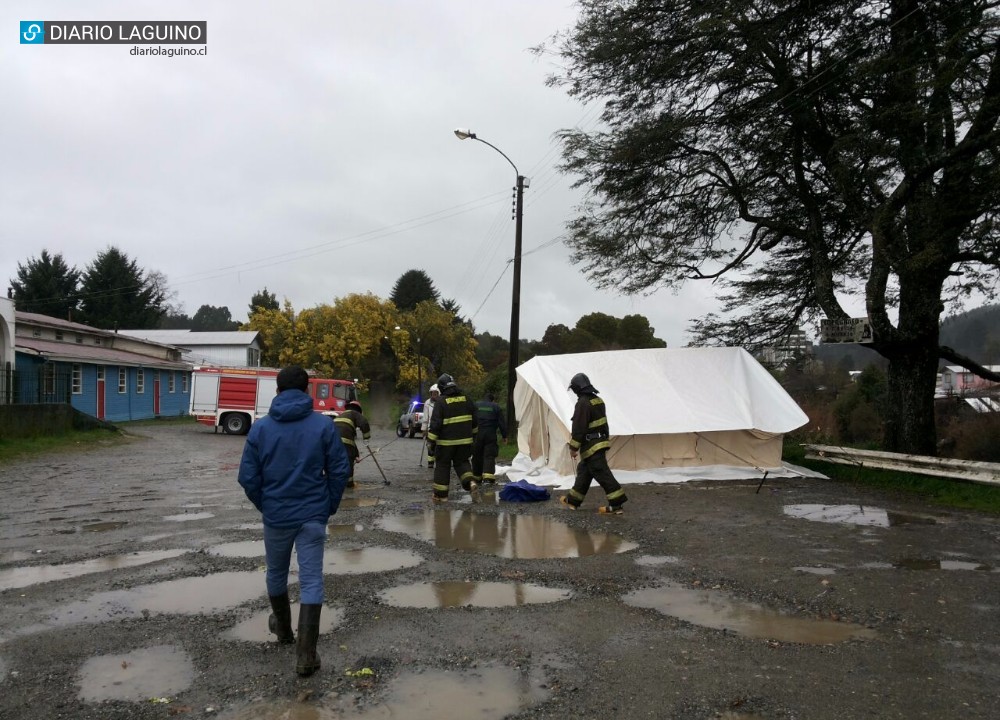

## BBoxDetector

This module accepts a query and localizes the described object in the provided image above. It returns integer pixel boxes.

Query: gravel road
[0,420,998,719]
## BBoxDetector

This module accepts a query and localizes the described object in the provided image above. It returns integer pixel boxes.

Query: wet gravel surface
[1,421,998,719]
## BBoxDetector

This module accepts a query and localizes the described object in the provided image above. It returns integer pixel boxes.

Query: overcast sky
[2,1,729,348]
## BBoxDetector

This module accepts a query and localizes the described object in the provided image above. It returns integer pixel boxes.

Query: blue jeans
[264,521,327,605]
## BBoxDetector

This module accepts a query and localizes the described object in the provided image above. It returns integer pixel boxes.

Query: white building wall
[185,345,257,367]
[0,297,14,370]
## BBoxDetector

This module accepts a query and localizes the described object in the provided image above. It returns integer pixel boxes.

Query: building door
[154,376,161,416]
[96,366,106,419]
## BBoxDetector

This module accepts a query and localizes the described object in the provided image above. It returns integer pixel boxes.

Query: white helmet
[429,384,439,393]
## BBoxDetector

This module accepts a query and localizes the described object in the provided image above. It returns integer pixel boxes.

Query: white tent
[509,347,811,486]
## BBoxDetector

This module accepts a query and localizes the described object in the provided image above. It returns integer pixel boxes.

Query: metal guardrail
[803,444,1000,487]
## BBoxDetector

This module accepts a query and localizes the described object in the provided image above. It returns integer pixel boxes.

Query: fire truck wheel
[223,413,250,435]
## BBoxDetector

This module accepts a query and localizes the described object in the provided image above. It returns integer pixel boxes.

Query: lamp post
[454,128,525,440]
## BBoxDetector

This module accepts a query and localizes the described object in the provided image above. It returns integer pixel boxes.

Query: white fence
[802,444,1000,487]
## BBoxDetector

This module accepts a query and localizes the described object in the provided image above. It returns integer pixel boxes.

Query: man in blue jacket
[238,365,351,676]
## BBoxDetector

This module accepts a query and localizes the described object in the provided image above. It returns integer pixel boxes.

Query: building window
[182,373,189,393]
[76,335,83,344]
[32,328,41,338]
[962,372,973,385]
[94,337,102,345]
[118,367,127,394]
[97,366,105,381]
[55,330,63,341]
[72,364,82,394]
[168,372,176,393]
[247,347,261,366]
[43,364,55,394]
[137,368,145,394]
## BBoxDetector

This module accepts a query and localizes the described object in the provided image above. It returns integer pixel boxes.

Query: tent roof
[515,347,808,435]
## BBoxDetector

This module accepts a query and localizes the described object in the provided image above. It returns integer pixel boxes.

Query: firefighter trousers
[471,433,499,482]
[566,449,627,509]
[432,444,476,499]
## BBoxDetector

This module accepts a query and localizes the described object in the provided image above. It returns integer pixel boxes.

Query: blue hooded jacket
[237,388,351,528]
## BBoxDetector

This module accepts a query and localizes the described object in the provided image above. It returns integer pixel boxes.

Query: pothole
[378,509,637,558]
[623,581,876,644]
[378,581,572,608]
[0,550,188,591]
[224,604,345,642]
[77,645,194,702]
[216,662,550,719]
[81,521,128,532]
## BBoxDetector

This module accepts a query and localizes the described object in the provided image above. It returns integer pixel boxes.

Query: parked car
[396,400,424,438]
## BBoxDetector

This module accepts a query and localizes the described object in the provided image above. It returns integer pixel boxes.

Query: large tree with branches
[544,0,1000,454]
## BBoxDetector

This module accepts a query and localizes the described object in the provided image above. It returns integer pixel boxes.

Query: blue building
[10,310,192,422]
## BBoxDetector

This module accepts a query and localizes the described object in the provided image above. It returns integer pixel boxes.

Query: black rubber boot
[295,603,322,676]
[267,593,295,644]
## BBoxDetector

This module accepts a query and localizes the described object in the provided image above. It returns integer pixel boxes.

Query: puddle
[379,581,572,608]
[338,497,382,509]
[81,521,128,532]
[793,566,837,576]
[225,604,345,642]
[77,645,194,702]
[783,504,941,528]
[623,581,876,644]
[0,550,188,591]
[217,662,549,720]
[321,547,423,574]
[862,558,993,571]
[636,555,682,567]
[329,523,365,536]
[783,504,890,527]
[36,571,273,631]
[378,510,637,559]
[163,512,215,522]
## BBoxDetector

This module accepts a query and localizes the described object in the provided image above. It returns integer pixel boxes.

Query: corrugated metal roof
[16,338,191,370]
[118,329,260,346]
[15,311,117,336]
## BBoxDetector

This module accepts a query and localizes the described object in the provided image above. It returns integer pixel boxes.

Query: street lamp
[394,326,422,402]
[454,128,526,440]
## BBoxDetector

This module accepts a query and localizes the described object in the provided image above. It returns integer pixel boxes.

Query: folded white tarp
[512,347,810,477]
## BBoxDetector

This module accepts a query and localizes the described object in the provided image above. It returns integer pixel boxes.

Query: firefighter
[560,372,627,514]
[421,384,440,469]
[472,392,507,484]
[426,373,478,501]
[334,400,371,489]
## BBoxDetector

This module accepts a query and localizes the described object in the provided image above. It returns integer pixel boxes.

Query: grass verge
[0,427,127,463]
[784,442,1000,514]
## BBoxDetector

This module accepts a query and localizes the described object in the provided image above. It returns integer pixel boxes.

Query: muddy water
[862,558,994,571]
[217,662,550,719]
[162,512,215,522]
[77,645,194,702]
[623,582,877,644]
[204,541,423,573]
[0,549,188,591]
[378,509,638,559]
[224,605,346,642]
[80,521,128,532]
[783,504,943,528]
[379,581,572,608]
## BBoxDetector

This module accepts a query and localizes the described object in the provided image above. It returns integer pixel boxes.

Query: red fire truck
[189,366,357,435]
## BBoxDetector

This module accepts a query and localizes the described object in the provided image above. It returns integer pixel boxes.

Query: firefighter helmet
[429,384,440,394]
[568,372,597,394]
[346,400,362,413]
[436,373,455,391]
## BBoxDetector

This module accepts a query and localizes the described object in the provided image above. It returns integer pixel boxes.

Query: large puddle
[862,558,994,571]
[623,582,877,644]
[205,542,423,574]
[783,504,941,528]
[0,550,188,592]
[162,512,215,522]
[378,509,637,559]
[338,497,382,509]
[224,604,346,642]
[77,645,194,702]
[217,663,549,719]
[379,581,572,608]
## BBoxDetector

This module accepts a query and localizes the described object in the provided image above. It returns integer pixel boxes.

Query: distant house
[9,311,192,421]
[938,365,1000,397]
[117,329,262,367]
[758,327,812,369]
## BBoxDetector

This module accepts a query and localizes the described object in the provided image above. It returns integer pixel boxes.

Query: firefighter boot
[267,593,295,644]
[295,604,322,676]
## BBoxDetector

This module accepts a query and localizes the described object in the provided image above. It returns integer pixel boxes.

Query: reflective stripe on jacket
[334,409,371,447]
[569,393,611,460]
[428,387,478,446]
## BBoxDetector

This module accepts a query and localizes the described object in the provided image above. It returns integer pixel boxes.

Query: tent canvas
[509,347,810,485]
